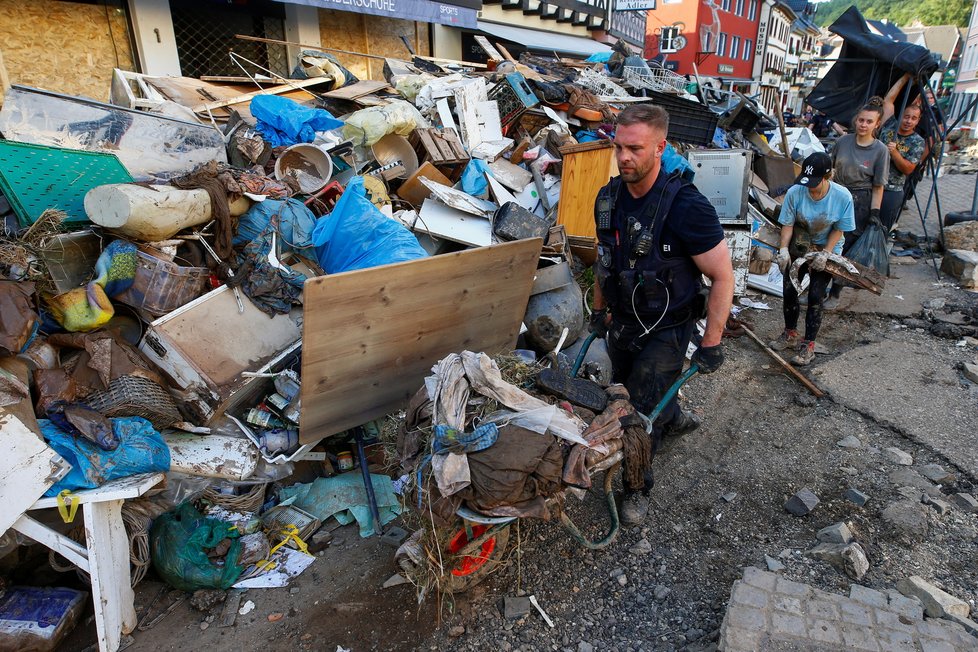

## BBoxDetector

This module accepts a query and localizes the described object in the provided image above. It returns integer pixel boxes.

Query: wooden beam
[234,34,487,69]
[191,76,334,113]
[741,324,825,398]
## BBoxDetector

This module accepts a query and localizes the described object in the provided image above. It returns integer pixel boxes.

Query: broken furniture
[10,471,165,652]
[555,140,617,240]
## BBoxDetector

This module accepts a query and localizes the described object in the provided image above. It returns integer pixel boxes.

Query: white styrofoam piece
[486,174,518,207]
[417,199,492,247]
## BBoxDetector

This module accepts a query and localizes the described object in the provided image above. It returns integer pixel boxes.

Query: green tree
[814,0,973,28]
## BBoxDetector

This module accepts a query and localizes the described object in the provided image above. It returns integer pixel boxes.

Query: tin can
[246,408,284,429]
[283,398,301,425]
[337,450,354,471]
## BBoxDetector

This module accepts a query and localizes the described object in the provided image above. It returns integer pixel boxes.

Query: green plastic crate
[0,140,133,228]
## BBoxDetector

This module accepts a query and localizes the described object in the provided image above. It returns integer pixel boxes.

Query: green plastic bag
[150,503,244,591]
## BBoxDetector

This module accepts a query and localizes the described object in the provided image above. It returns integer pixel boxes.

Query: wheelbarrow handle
[638,363,700,432]
[570,332,598,377]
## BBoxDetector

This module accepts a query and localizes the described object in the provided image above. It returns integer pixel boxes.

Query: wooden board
[323,80,390,100]
[416,199,492,247]
[299,239,543,442]
[396,162,451,206]
[556,140,618,239]
[416,127,469,166]
[0,415,67,536]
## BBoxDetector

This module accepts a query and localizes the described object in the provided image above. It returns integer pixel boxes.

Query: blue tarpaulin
[250,95,343,148]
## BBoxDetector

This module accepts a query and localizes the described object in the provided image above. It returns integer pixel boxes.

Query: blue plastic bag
[233,198,318,254]
[250,95,343,148]
[41,416,170,496]
[662,143,695,181]
[311,176,428,273]
[460,159,491,197]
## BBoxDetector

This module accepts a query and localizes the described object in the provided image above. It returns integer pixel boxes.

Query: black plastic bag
[846,217,889,278]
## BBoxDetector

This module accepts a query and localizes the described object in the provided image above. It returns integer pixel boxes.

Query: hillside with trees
[814,0,973,29]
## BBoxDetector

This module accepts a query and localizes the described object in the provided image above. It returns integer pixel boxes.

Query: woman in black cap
[770,152,856,366]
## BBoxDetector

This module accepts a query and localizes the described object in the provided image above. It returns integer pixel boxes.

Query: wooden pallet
[414,127,469,181]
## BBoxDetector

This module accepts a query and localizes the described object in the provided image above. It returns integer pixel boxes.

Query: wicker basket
[202,482,267,513]
[84,375,182,430]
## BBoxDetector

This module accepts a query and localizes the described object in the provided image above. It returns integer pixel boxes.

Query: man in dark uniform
[590,104,734,524]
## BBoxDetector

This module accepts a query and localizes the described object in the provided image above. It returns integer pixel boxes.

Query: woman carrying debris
[825,97,889,308]
[879,74,926,232]
[771,152,855,366]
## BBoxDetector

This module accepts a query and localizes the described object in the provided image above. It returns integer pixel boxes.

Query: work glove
[869,208,882,228]
[810,251,828,272]
[691,344,724,374]
[589,308,610,338]
[776,247,791,272]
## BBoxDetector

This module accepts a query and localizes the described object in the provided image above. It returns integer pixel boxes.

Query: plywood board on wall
[299,238,542,441]
[0,0,133,102]
[556,140,618,240]
[317,8,429,81]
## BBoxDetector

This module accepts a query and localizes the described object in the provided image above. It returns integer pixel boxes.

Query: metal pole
[352,426,384,537]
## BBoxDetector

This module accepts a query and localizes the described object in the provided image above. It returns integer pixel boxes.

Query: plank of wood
[416,199,492,246]
[30,472,165,509]
[396,162,451,206]
[556,143,618,238]
[419,178,497,217]
[323,80,390,100]
[191,77,334,114]
[558,140,615,156]
[474,36,504,63]
[234,33,488,69]
[0,415,66,534]
[299,239,543,442]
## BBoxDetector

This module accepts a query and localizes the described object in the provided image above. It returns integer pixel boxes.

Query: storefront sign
[756,22,766,55]
[718,64,734,74]
[278,0,479,28]
[616,0,656,10]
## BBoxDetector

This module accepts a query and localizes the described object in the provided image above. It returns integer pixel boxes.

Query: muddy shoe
[620,492,649,525]
[536,368,608,412]
[769,328,801,351]
[791,341,816,366]
[661,410,700,439]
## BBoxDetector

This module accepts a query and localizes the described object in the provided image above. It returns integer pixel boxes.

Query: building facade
[643,0,761,85]
[751,0,795,113]
[950,0,978,129]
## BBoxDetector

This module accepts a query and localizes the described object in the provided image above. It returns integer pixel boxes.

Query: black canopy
[807,6,940,127]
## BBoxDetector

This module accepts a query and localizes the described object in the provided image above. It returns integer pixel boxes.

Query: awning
[476,21,612,57]
[277,0,478,28]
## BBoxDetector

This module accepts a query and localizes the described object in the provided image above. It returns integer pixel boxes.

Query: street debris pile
[0,23,975,652]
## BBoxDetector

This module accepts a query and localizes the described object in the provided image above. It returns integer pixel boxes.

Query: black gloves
[692,344,724,374]
[589,308,609,338]
[869,208,882,227]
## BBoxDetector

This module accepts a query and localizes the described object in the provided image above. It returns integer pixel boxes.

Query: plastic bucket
[274,143,334,193]
[370,134,419,180]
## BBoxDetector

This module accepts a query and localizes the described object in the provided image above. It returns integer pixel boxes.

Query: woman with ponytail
[825,97,890,308]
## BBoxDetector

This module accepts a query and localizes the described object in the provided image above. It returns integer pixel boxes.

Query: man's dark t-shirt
[614,173,725,260]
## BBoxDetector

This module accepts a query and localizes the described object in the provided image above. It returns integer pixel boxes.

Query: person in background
[770,153,855,365]
[879,74,925,231]
[825,97,889,309]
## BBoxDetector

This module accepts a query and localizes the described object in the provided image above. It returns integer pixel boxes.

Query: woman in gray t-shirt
[826,98,889,306]
[829,99,890,245]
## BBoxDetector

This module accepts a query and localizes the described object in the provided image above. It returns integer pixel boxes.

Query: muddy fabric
[172,161,235,260]
[0,281,37,355]
[36,330,165,413]
[398,386,433,472]
[563,392,632,488]
[457,423,563,520]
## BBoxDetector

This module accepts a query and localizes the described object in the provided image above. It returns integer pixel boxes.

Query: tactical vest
[594,173,702,328]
